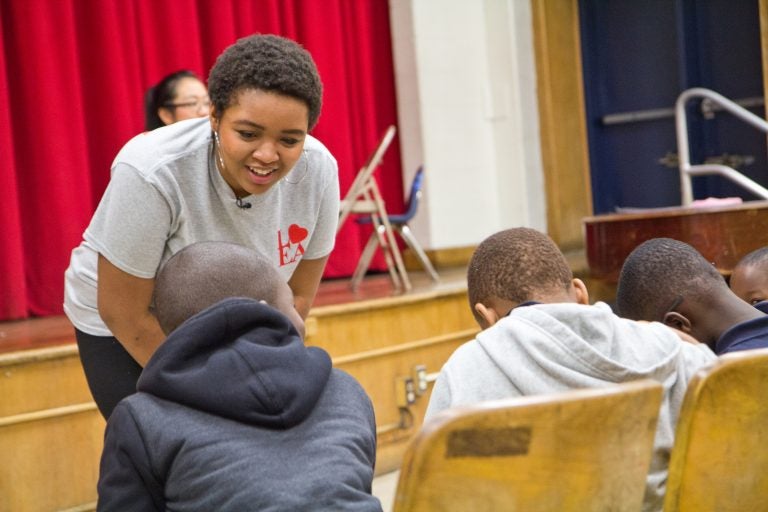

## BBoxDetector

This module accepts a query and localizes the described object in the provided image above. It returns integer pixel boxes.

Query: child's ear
[663,311,692,333]
[571,278,590,305]
[474,303,501,330]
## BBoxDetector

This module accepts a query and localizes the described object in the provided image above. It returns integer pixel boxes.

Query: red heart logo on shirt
[288,224,309,244]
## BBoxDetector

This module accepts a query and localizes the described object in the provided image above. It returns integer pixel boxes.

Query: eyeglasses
[165,98,211,111]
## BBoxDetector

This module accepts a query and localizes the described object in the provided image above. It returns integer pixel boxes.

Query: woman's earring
[284,150,310,184]
[214,131,226,171]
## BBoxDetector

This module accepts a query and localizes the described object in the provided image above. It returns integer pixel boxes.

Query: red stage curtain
[0,0,403,321]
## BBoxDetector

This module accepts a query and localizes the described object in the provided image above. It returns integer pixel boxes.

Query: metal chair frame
[351,166,438,290]
[337,125,410,291]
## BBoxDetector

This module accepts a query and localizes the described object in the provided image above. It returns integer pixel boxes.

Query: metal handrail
[675,87,768,205]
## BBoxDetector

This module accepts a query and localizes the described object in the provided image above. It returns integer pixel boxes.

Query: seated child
[425,227,715,512]
[97,241,382,512]
[729,246,768,311]
[617,237,768,354]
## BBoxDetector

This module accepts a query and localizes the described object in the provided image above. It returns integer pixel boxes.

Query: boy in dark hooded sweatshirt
[96,241,382,512]
[425,228,715,512]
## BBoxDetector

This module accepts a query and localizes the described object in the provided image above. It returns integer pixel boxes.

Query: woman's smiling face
[211,88,309,197]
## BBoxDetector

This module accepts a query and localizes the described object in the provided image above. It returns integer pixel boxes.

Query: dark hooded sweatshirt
[97,298,381,511]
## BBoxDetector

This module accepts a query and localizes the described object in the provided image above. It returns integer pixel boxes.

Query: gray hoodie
[425,301,716,512]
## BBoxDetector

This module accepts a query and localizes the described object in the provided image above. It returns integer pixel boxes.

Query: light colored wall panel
[389,0,546,250]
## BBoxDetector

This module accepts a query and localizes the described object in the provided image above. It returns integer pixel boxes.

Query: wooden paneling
[0,346,93,416]
[308,282,478,473]
[414,246,475,270]
[1,411,102,512]
[0,348,104,512]
[0,269,477,508]
[584,200,768,283]
[531,0,593,251]
[337,330,473,473]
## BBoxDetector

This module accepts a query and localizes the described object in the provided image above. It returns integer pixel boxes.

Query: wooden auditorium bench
[663,348,768,512]
[392,380,663,512]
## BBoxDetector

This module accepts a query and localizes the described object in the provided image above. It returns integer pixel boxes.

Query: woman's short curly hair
[208,34,323,129]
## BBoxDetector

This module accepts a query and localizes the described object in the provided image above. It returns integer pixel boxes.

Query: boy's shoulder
[326,368,373,406]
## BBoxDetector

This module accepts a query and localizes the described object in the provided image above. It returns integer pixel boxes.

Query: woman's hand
[288,256,329,319]
[97,254,166,366]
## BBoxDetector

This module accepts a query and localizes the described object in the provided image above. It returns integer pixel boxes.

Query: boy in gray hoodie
[425,227,715,512]
[97,241,382,511]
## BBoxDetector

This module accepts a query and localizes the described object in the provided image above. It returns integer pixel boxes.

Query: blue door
[579,0,766,213]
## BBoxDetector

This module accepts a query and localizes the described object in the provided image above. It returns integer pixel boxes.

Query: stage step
[0,268,476,511]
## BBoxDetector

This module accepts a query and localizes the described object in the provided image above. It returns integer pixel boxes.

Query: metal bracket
[395,376,416,408]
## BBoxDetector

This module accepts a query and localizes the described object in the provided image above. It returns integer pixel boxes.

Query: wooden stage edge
[0,266,470,355]
[1,266,479,511]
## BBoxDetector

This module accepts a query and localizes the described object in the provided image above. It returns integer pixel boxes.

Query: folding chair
[338,125,410,291]
[393,380,663,512]
[351,166,439,290]
[663,347,768,512]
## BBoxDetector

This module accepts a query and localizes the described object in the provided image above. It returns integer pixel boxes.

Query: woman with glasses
[64,34,340,419]
[144,69,210,130]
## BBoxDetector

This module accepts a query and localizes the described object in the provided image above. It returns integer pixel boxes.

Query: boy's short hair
[208,34,323,129]
[467,228,573,323]
[616,238,725,321]
[734,246,768,270]
[154,241,281,334]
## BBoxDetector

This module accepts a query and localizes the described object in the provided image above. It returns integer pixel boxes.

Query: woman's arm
[288,255,329,319]
[97,254,165,367]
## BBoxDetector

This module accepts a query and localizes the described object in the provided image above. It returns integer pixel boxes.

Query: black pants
[75,329,142,420]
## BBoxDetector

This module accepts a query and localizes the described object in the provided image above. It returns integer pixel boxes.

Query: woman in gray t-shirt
[64,34,340,419]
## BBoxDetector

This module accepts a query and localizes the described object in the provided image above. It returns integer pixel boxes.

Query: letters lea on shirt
[278,223,308,266]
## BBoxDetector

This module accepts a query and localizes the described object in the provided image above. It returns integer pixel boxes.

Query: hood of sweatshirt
[477,301,689,394]
[137,297,332,428]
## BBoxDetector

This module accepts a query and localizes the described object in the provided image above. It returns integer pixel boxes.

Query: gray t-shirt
[64,118,339,336]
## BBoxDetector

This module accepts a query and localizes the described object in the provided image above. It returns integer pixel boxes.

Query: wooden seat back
[393,380,663,512]
[664,347,768,512]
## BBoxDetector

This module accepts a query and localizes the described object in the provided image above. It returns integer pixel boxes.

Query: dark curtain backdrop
[0,0,403,321]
